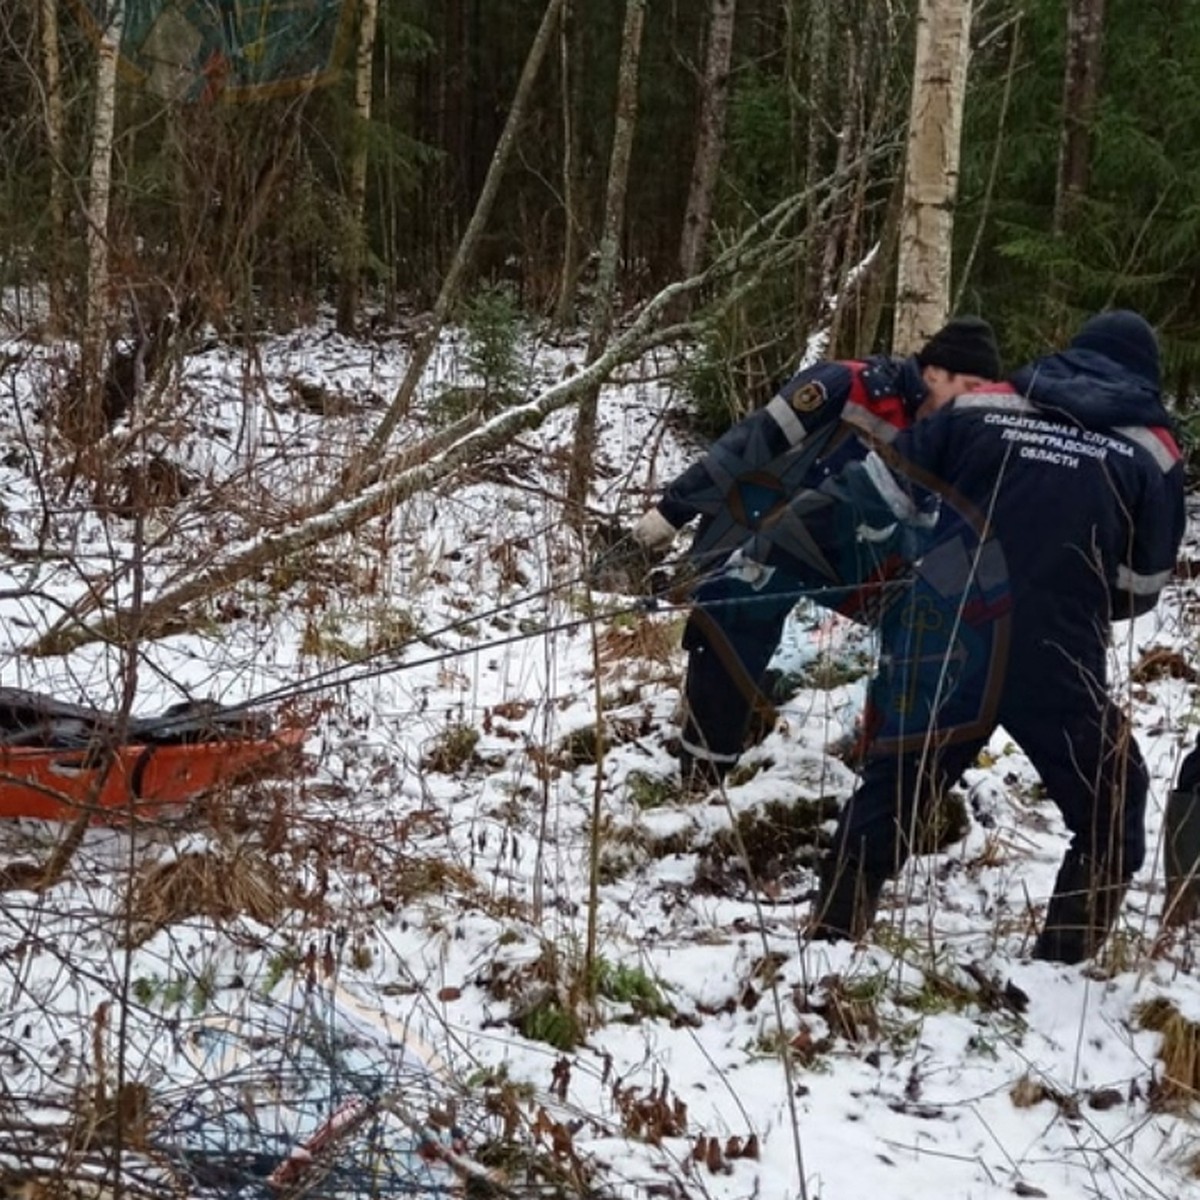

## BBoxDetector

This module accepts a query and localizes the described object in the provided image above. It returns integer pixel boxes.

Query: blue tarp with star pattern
[72,1,352,103]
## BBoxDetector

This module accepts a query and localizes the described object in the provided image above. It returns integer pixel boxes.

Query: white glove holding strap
[630,508,677,553]
[724,547,775,590]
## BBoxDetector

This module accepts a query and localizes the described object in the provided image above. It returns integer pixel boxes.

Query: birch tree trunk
[337,0,382,335]
[893,0,974,354]
[76,0,124,445]
[360,0,564,467]
[1053,0,1105,235]
[565,0,645,518]
[677,0,737,288]
[39,0,67,332]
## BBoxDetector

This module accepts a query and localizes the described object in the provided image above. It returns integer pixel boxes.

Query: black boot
[1163,788,1200,927]
[808,856,885,942]
[677,746,731,794]
[1033,851,1128,965]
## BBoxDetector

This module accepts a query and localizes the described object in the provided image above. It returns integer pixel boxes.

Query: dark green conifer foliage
[3,0,1200,410]
[958,0,1200,395]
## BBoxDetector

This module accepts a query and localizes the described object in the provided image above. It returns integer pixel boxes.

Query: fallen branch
[27,163,871,657]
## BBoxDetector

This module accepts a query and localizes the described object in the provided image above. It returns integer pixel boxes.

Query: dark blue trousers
[679,573,798,769]
[831,640,1149,882]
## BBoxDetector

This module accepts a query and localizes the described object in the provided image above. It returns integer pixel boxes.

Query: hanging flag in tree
[71,0,352,103]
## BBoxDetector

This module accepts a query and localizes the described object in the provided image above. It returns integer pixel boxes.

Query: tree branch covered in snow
[28,164,871,657]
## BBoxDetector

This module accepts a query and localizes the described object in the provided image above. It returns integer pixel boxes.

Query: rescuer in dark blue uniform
[753,310,1184,963]
[626,318,1002,788]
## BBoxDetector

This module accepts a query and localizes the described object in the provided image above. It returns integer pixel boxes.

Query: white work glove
[630,508,678,553]
[724,547,775,591]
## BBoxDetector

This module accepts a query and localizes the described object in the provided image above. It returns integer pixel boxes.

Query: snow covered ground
[0,312,1198,1199]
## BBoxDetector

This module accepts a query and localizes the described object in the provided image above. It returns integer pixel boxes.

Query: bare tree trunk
[1054,0,1105,236]
[677,0,737,287]
[76,0,124,445]
[894,0,974,354]
[552,0,586,328]
[828,13,906,358]
[827,94,874,354]
[817,31,861,354]
[565,0,645,518]
[337,0,382,335]
[782,0,803,337]
[800,0,832,337]
[856,166,905,354]
[227,99,309,271]
[360,0,565,466]
[39,0,67,331]
[955,13,1021,312]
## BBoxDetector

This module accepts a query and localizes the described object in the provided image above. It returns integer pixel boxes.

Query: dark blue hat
[1070,309,1161,388]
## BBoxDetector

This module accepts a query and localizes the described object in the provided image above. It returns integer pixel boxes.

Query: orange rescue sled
[0,689,304,823]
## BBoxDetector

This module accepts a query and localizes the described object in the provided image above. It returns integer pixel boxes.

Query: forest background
[3,3,1200,1199]
[5,0,1200,430]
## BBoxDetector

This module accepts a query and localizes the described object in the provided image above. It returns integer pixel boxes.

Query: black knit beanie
[1070,309,1161,388]
[916,316,1001,380]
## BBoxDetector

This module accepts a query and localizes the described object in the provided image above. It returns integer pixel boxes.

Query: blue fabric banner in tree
[73,1,353,103]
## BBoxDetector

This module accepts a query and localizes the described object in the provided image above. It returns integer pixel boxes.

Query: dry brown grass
[1182,1146,1200,1180]
[794,974,883,1044]
[1008,1073,1082,1118]
[124,847,283,946]
[694,796,836,896]
[383,856,480,906]
[1129,646,1197,684]
[0,1173,117,1199]
[594,615,682,677]
[1136,997,1200,1112]
[1010,1074,1045,1108]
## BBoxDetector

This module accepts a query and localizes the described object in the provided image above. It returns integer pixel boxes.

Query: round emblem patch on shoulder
[790,380,827,412]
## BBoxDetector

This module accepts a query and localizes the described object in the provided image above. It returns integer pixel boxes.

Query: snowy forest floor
[0,310,1199,1199]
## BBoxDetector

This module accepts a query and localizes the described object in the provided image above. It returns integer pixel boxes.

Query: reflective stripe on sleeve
[953,391,1036,413]
[766,394,809,446]
[677,736,742,765]
[1116,563,1174,595]
[864,451,918,521]
[1114,425,1181,474]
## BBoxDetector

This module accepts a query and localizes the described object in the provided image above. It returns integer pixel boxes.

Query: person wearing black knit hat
[795,307,1184,964]
[917,316,1002,382]
[595,315,1001,791]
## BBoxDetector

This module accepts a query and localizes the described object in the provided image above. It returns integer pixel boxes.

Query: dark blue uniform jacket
[657,355,926,576]
[748,345,1184,691]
